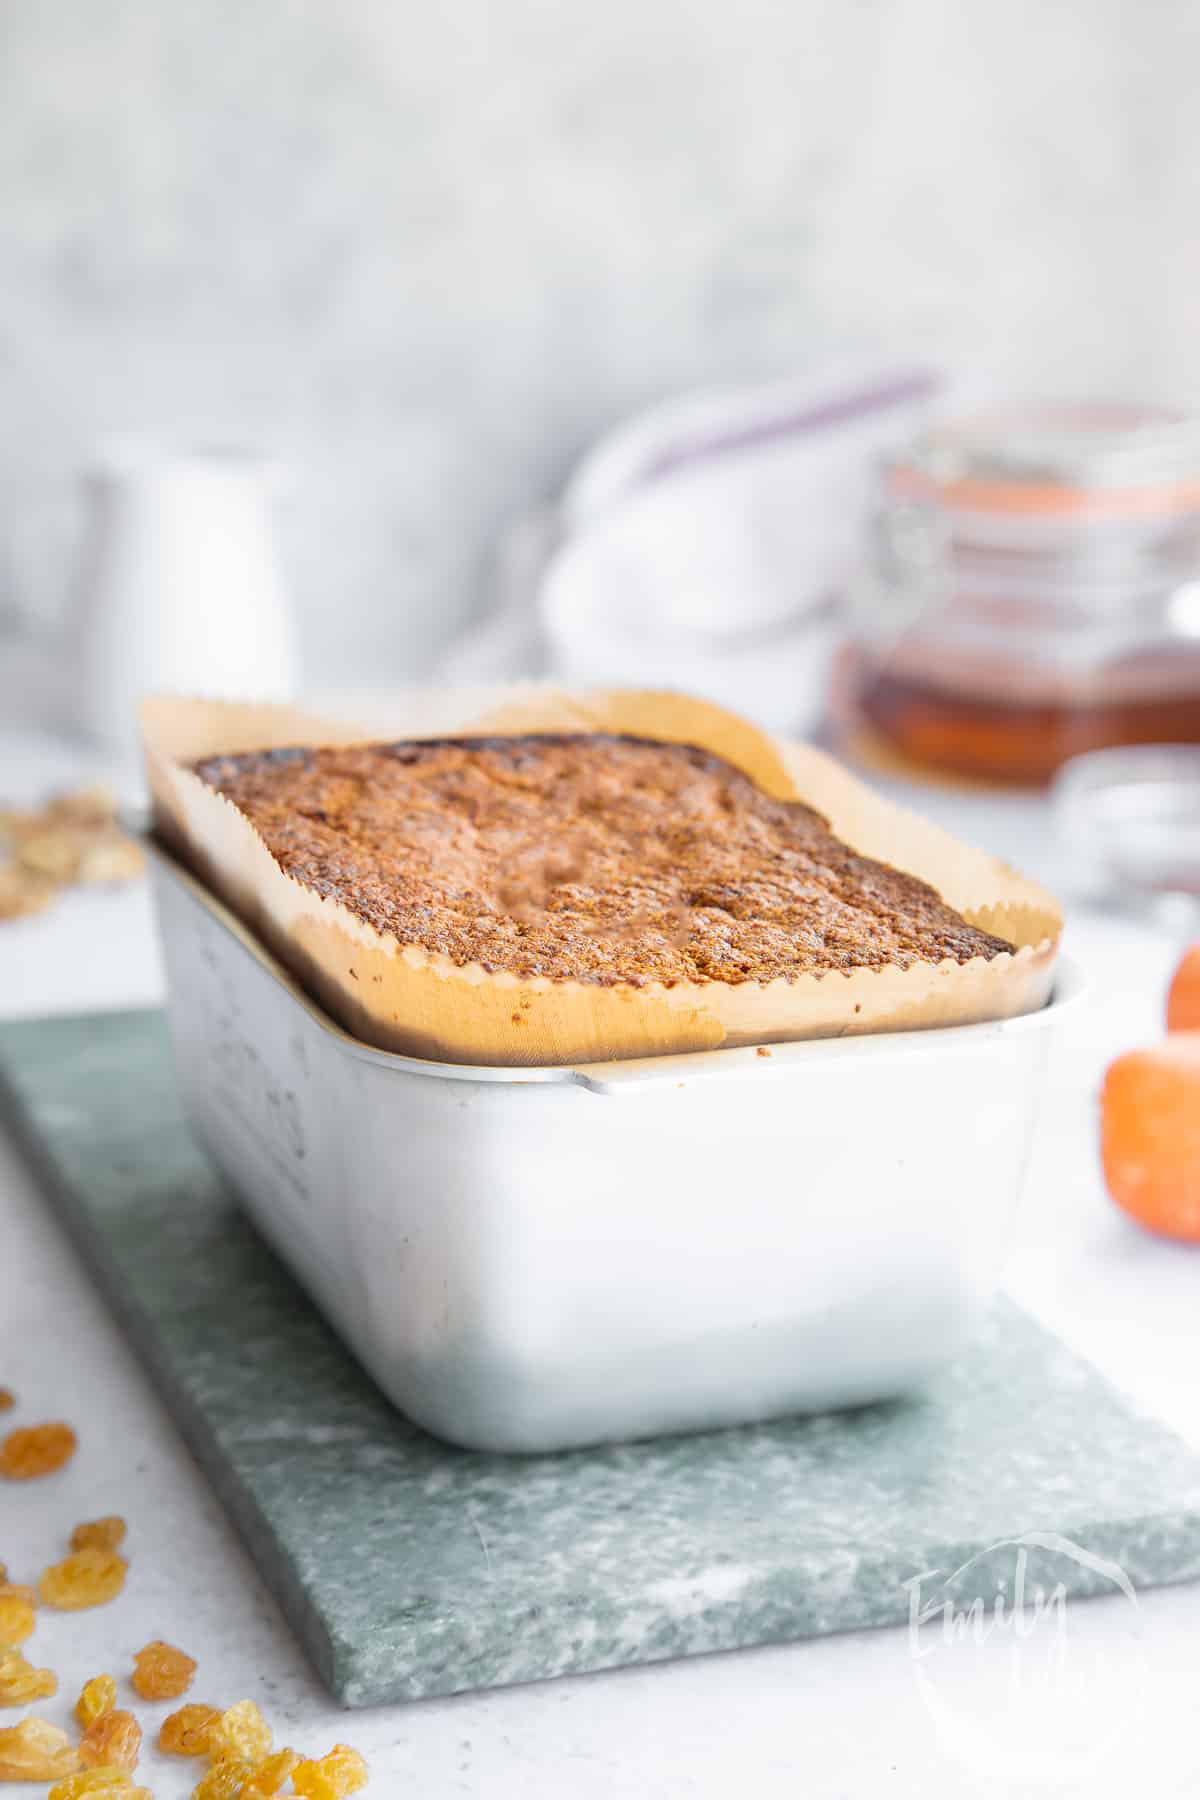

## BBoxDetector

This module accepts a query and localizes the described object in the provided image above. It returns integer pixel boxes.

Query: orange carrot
[1166,943,1200,1032]
[1101,1036,1200,1241]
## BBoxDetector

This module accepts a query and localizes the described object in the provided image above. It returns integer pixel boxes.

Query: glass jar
[846,404,1200,786]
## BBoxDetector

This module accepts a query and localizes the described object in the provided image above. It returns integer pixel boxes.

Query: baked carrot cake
[193,733,1014,987]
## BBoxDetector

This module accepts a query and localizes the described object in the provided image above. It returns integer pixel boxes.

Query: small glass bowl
[1052,746,1200,922]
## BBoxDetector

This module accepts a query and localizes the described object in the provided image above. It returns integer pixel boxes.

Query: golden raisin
[78,1709,141,1773]
[76,1673,118,1729]
[0,1390,13,1412]
[0,1421,77,1479]
[71,1517,127,1555]
[131,1637,196,1700]
[193,1760,255,1800]
[159,1703,221,1757]
[292,1743,369,1799]
[39,1547,127,1611]
[0,1646,57,1704]
[0,863,57,918]
[241,1747,300,1797]
[77,836,143,885]
[0,1591,35,1645]
[206,1699,271,1766]
[18,826,82,882]
[0,1715,80,1780]
[47,784,116,827]
[50,1771,149,1799]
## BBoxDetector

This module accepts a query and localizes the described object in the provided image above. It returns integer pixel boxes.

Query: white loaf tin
[147,838,1079,1453]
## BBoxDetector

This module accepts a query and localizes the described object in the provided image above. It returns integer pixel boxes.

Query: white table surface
[3,729,1200,1798]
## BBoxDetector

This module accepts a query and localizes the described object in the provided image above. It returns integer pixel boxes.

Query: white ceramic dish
[148,837,1082,1454]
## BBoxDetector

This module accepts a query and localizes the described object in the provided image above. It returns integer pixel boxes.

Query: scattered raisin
[0,1715,80,1780]
[192,1759,255,1800]
[206,1699,272,1765]
[51,1774,154,1799]
[71,1517,127,1554]
[75,1673,118,1729]
[78,1709,141,1773]
[0,1421,77,1479]
[0,1590,35,1645]
[159,1703,220,1757]
[292,1743,370,1799]
[241,1747,300,1797]
[39,1547,127,1611]
[0,863,56,918]
[131,1637,196,1700]
[0,1390,13,1412]
[0,1646,57,1704]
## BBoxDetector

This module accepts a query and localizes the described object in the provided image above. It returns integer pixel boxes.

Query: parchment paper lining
[141,688,1062,1066]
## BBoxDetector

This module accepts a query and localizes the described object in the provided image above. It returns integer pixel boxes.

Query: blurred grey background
[1,0,1197,688]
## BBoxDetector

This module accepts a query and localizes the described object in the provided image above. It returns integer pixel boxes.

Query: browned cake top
[193,734,1014,986]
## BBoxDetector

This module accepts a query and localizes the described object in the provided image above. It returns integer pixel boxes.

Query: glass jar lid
[887,403,1200,520]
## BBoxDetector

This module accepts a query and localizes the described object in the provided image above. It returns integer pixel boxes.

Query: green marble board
[4,1007,1200,1709]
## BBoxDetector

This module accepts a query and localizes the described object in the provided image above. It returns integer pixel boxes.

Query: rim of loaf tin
[143,833,1084,1096]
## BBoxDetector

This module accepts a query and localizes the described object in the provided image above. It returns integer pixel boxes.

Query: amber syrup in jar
[848,405,1200,787]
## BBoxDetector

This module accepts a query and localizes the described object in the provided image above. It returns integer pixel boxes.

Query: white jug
[74,443,296,758]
